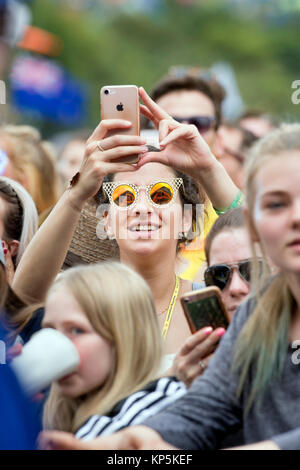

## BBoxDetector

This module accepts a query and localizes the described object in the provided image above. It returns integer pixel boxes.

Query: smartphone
[180,286,230,333]
[100,85,140,164]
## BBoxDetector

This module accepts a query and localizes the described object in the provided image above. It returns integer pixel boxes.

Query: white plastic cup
[11,328,80,396]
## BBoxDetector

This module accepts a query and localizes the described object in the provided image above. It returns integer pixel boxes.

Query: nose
[129,189,154,216]
[227,268,249,298]
[291,199,300,228]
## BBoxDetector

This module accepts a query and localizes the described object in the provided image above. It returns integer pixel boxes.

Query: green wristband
[214,190,244,216]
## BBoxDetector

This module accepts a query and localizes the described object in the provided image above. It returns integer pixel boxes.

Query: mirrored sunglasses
[102,178,183,209]
[204,259,264,291]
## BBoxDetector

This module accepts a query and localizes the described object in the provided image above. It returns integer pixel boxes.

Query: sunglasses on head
[204,259,264,291]
[172,116,216,134]
[102,178,183,209]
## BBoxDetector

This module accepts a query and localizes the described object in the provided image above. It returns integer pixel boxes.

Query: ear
[6,239,20,257]
[181,206,193,237]
[243,207,259,243]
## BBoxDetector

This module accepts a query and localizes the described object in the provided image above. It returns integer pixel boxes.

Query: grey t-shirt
[143,297,300,450]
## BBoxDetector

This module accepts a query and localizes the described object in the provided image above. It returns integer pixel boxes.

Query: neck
[120,250,177,311]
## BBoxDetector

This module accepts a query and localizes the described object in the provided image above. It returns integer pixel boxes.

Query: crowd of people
[0,71,299,451]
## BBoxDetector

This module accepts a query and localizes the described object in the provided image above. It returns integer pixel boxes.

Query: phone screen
[184,295,229,331]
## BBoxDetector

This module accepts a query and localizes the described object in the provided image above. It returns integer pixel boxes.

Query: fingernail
[140,146,148,153]
[204,327,213,335]
[3,248,7,254]
[124,121,132,125]
[216,328,226,337]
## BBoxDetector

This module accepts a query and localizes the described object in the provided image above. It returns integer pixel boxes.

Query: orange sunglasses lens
[150,182,174,205]
[112,185,136,207]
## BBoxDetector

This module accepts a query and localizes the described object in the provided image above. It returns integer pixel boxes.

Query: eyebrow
[42,319,88,329]
[260,190,287,198]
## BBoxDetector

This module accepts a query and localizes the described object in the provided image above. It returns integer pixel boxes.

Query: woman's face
[209,228,252,318]
[43,287,114,398]
[251,151,300,275]
[106,163,187,259]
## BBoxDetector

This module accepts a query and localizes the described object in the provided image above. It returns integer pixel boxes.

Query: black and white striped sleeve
[75,377,186,441]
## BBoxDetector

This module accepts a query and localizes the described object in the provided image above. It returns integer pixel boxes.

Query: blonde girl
[42,261,186,439]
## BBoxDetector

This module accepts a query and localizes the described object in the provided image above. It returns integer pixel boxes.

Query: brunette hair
[204,208,245,265]
[0,177,38,266]
[150,75,226,130]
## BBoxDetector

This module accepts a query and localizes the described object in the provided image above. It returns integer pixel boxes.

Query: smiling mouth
[128,225,160,232]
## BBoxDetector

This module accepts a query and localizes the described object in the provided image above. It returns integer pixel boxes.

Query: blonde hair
[43,262,163,433]
[0,125,60,214]
[232,123,300,411]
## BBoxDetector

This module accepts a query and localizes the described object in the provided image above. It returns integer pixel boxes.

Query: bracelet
[214,190,244,215]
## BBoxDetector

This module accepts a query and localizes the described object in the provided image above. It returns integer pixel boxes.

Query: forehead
[254,151,300,197]
[113,162,176,185]
[156,90,215,118]
[43,286,89,326]
[209,228,251,265]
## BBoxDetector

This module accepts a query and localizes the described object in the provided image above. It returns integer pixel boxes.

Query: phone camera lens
[104,89,109,95]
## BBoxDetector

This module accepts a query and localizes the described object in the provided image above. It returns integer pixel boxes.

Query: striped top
[75,376,186,441]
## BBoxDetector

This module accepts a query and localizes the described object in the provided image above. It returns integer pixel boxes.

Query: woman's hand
[39,426,176,450]
[138,87,216,179]
[68,119,148,209]
[170,326,226,388]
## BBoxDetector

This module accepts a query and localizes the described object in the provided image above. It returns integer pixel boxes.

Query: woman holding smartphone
[13,88,239,357]
[41,123,300,451]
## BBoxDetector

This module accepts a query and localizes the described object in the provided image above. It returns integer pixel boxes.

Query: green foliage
[27,0,300,133]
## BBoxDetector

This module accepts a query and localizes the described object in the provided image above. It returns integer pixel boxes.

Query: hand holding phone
[100,85,140,164]
[180,286,230,333]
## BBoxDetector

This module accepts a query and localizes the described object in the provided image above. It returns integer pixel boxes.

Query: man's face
[156,90,217,148]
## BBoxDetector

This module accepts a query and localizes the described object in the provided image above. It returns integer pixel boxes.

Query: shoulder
[75,377,186,441]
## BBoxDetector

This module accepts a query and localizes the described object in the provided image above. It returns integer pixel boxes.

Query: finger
[102,145,148,162]
[186,328,226,364]
[87,119,132,143]
[136,150,167,168]
[180,327,213,356]
[103,161,140,175]
[97,135,147,152]
[139,87,170,121]
[159,124,196,148]
[140,104,160,128]
[158,118,178,142]
[86,142,148,161]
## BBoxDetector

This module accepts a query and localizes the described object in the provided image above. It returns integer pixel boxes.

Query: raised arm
[138,87,241,212]
[13,121,147,304]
